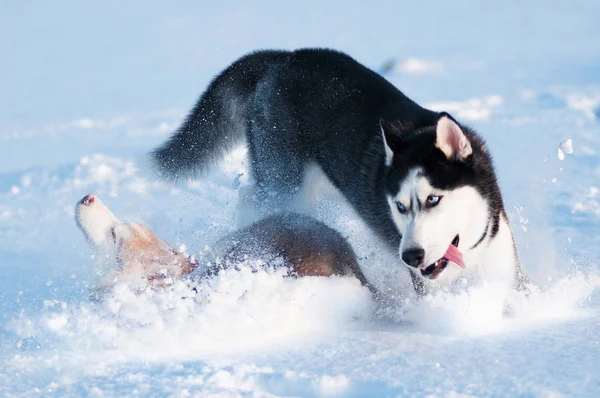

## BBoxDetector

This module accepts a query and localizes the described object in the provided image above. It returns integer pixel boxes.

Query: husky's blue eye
[426,195,442,207]
[396,202,408,214]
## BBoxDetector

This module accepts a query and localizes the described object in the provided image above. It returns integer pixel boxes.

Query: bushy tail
[152,50,289,180]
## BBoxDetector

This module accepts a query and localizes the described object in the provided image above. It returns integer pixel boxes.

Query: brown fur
[115,223,197,281]
[210,213,373,290]
[272,231,368,284]
[77,194,371,292]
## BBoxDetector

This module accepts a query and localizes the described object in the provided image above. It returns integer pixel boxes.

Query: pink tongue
[444,244,465,268]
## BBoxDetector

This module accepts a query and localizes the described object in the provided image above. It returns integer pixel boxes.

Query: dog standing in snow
[152,48,529,295]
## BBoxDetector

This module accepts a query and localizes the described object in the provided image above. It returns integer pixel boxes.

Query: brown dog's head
[75,193,197,283]
[75,193,121,248]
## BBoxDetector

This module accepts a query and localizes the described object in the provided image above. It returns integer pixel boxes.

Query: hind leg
[247,141,304,216]
[244,91,305,216]
[246,131,304,216]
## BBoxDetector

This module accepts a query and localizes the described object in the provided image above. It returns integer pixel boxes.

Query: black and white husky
[152,48,528,295]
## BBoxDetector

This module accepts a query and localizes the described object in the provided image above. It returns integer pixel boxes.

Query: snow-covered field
[1,1,600,396]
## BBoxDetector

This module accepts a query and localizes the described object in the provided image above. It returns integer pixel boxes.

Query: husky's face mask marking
[382,115,492,280]
[388,172,488,278]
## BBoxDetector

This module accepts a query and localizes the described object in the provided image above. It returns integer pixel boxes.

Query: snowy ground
[1,1,600,396]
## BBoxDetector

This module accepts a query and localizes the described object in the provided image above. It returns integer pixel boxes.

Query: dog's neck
[424,212,521,293]
[471,213,521,287]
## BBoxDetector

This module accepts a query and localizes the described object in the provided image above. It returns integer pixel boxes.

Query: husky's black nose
[402,248,424,267]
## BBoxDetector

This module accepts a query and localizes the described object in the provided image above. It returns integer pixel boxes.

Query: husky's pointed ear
[379,119,404,166]
[435,114,472,160]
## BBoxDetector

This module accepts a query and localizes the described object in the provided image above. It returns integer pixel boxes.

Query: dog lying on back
[75,194,371,290]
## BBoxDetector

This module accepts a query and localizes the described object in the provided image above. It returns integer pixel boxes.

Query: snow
[558,138,574,160]
[1,1,600,396]
[566,93,600,120]
[396,58,444,74]
[426,95,503,121]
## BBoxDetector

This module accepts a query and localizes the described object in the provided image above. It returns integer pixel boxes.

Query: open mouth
[420,235,460,280]
[81,193,96,206]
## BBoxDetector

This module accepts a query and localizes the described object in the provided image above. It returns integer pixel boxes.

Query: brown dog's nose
[81,193,95,206]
